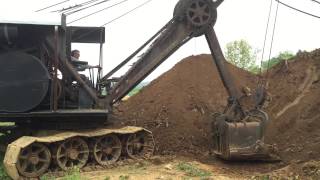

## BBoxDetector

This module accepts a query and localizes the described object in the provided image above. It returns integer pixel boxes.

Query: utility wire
[66,0,111,15]
[67,0,128,24]
[101,0,152,26]
[310,0,320,5]
[276,0,320,19]
[73,0,153,41]
[55,0,99,13]
[35,0,70,12]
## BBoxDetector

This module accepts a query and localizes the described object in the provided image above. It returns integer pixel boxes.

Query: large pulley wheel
[126,131,155,159]
[186,0,214,27]
[187,0,217,37]
[16,143,51,178]
[93,134,122,166]
[56,137,89,171]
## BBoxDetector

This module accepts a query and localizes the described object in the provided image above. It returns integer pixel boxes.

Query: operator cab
[0,14,109,126]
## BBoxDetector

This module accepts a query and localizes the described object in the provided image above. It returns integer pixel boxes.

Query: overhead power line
[72,0,153,41]
[276,0,320,19]
[65,0,111,15]
[67,0,129,24]
[310,0,320,5]
[35,0,70,12]
[101,0,152,26]
[54,0,100,13]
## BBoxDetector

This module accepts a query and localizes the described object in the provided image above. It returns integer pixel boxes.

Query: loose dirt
[113,49,320,178]
[264,49,320,164]
[115,54,257,156]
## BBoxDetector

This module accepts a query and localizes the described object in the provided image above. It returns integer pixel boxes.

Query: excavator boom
[103,0,278,161]
[107,19,193,104]
[105,0,221,105]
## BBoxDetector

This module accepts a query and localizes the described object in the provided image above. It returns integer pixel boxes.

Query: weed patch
[0,154,10,180]
[61,167,86,180]
[176,162,211,177]
[119,175,130,180]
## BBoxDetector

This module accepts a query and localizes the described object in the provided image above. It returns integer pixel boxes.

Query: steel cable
[276,0,320,19]
[266,1,280,78]
[35,0,70,12]
[65,0,111,15]
[67,0,129,24]
[71,0,154,42]
[259,0,273,74]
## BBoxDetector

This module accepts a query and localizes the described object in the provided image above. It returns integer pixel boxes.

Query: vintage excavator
[0,0,276,179]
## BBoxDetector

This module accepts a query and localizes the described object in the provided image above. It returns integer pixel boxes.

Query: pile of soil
[264,49,320,163]
[115,54,257,155]
[115,50,320,163]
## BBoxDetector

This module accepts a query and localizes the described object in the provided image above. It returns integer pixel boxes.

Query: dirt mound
[115,54,256,156]
[116,49,320,163]
[264,49,320,163]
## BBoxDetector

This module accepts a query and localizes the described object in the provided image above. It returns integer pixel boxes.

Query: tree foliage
[261,51,294,70]
[224,39,258,72]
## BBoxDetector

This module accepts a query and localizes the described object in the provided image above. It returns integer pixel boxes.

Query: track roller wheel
[16,143,51,178]
[56,137,89,170]
[126,131,155,159]
[93,134,122,166]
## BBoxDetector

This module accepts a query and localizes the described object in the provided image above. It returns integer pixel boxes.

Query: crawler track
[3,126,155,180]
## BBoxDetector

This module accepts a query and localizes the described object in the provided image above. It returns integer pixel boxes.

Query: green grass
[41,174,56,180]
[176,162,211,178]
[127,82,149,97]
[0,154,10,180]
[0,125,12,180]
[128,86,142,97]
[42,167,86,180]
[60,167,86,180]
[119,175,130,180]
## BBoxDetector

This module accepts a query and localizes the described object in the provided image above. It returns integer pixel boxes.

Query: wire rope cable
[35,0,70,12]
[65,0,111,15]
[55,0,100,13]
[100,0,152,26]
[266,1,280,79]
[310,0,320,5]
[67,0,129,24]
[72,0,153,41]
[259,0,274,75]
[276,0,320,19]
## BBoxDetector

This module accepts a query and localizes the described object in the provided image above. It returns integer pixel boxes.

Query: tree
[224,39,258,72]
[261,51,294,70]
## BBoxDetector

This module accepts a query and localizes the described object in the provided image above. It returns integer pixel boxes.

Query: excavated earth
[115,54,257,156]
[114,49,320,178]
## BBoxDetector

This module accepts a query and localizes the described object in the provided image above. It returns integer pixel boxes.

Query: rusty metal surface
[100,20,173,82]
[212,110,279,161]
[107,0,220,105]
[107,19,193,105]
[205,28,243,106]
[3,126,152,180]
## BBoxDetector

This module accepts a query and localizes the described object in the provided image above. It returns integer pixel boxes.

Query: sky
[1,0,320,82]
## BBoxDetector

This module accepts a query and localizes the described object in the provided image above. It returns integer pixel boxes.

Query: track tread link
[3,126,154,180]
